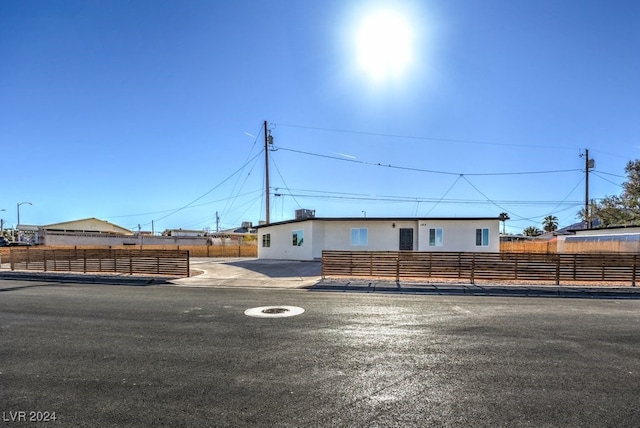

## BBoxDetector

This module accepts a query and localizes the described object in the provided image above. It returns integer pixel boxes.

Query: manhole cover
[244,306,305,318]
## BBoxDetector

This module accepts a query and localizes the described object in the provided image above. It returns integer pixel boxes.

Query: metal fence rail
[9,248,190,277]
[322,251,639,286]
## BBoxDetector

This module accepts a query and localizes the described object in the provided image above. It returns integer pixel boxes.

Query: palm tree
[498,212,510,234]
[542,215,559,232]
[523,226,542,237]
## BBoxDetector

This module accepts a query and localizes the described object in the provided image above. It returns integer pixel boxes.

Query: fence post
[83,249,87,273]
[555,254,560,285]
[633,255,637,287]
[186,250,190,277]
[396,254,400,283]
[470,253,475,284]
[129,250,133,275]
[514,253,518,280]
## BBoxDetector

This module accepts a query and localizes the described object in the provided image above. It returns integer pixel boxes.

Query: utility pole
[264,120,272,224]
[215,211,220,232]
[582,149,595,229]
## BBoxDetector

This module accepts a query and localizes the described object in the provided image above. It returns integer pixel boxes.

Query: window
[350,228,368,246]
[262,233,271,248]
[429,228,443,246]
[476,228,489,246]
[292,229,304,246]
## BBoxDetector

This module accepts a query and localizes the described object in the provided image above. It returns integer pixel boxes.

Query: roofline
[41,217,132,233]
[255,216,501,228]
[568,224,640,233]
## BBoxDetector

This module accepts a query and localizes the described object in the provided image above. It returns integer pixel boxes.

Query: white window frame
[476,228,490,246]
[350,228,368,246]
[428,228,443,247]
[292,229,304,246]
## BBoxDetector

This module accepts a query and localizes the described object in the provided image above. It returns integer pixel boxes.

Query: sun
[355,9,414,81]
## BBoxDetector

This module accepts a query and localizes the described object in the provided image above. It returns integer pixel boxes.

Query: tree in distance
[582,159,640,227]
[523,226,542,237]
[542,215,558,232]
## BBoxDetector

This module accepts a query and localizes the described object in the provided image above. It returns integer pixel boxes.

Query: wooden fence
[1,244,256,259]
[8,248,190,277]
[322,251,640,286]
[500,241,557,253]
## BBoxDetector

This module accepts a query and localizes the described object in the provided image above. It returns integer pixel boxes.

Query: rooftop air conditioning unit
[295,209,316,220]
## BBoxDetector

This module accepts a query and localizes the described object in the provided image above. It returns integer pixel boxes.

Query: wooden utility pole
[583,149,595,229]
[264,120,271,224]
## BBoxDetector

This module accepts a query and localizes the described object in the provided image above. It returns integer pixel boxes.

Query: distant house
[41,218,133,235]
[256,217,500,261]
[557,225,640,253]
[209,222,257,245]
[163,229,205,238]
[37,218,133,246]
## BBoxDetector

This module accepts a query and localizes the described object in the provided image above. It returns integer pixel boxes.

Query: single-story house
[36,218,134,245]
[256,217,500,261]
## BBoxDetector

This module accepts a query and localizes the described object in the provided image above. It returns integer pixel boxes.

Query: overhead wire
[274,123,580,151]
[424,175,463,216]
[220,123,264,220]
[270,150,303,210]
[276,146,582,177]
[148,150,264,227]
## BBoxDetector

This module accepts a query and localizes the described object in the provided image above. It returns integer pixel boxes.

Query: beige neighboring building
[41,218,134,235]
[37,218,134,246]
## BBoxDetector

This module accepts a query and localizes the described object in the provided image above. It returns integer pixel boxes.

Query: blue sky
[2,0,639,234]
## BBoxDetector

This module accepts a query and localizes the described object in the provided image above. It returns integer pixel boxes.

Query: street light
[17,202,32,229]
[0,208,5,235]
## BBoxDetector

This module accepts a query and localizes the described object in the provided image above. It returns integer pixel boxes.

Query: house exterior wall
[257,221,316,261]
[258,218,500,260]
[323,219,418,253]
[417,219,499,252]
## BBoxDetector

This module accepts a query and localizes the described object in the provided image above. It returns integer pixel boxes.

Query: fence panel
[9,248,190,277]
[322,251,639,286]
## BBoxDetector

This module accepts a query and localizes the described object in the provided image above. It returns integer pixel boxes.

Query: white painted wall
[417,219,499,252]
[257,221,316,261]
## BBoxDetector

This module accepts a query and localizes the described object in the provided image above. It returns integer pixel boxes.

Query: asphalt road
[1,280,640,427]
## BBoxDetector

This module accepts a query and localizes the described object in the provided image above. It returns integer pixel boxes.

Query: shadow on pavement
[224,259,321,279]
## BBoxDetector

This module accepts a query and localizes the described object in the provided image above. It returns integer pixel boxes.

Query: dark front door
[399,228,414,251]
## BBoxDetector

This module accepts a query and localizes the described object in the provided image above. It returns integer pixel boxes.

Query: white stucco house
[256,217,501,260]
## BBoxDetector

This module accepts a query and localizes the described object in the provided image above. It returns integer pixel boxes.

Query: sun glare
[355,10,414,81]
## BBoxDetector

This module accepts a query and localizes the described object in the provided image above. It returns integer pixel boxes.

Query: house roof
[41,218,133,235]
[255,216,500,229]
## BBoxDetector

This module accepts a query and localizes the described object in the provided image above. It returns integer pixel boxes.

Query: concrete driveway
[171,257,322,288]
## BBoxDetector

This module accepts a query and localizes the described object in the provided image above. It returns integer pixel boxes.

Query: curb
[308,280,640,299]
[0,271,172,286]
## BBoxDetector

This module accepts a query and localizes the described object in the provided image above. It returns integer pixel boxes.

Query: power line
[591,171,625,185]
[274,122,580,151]
[149,150,264,226]
[424,175,463,216]
[276,146,582,177]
